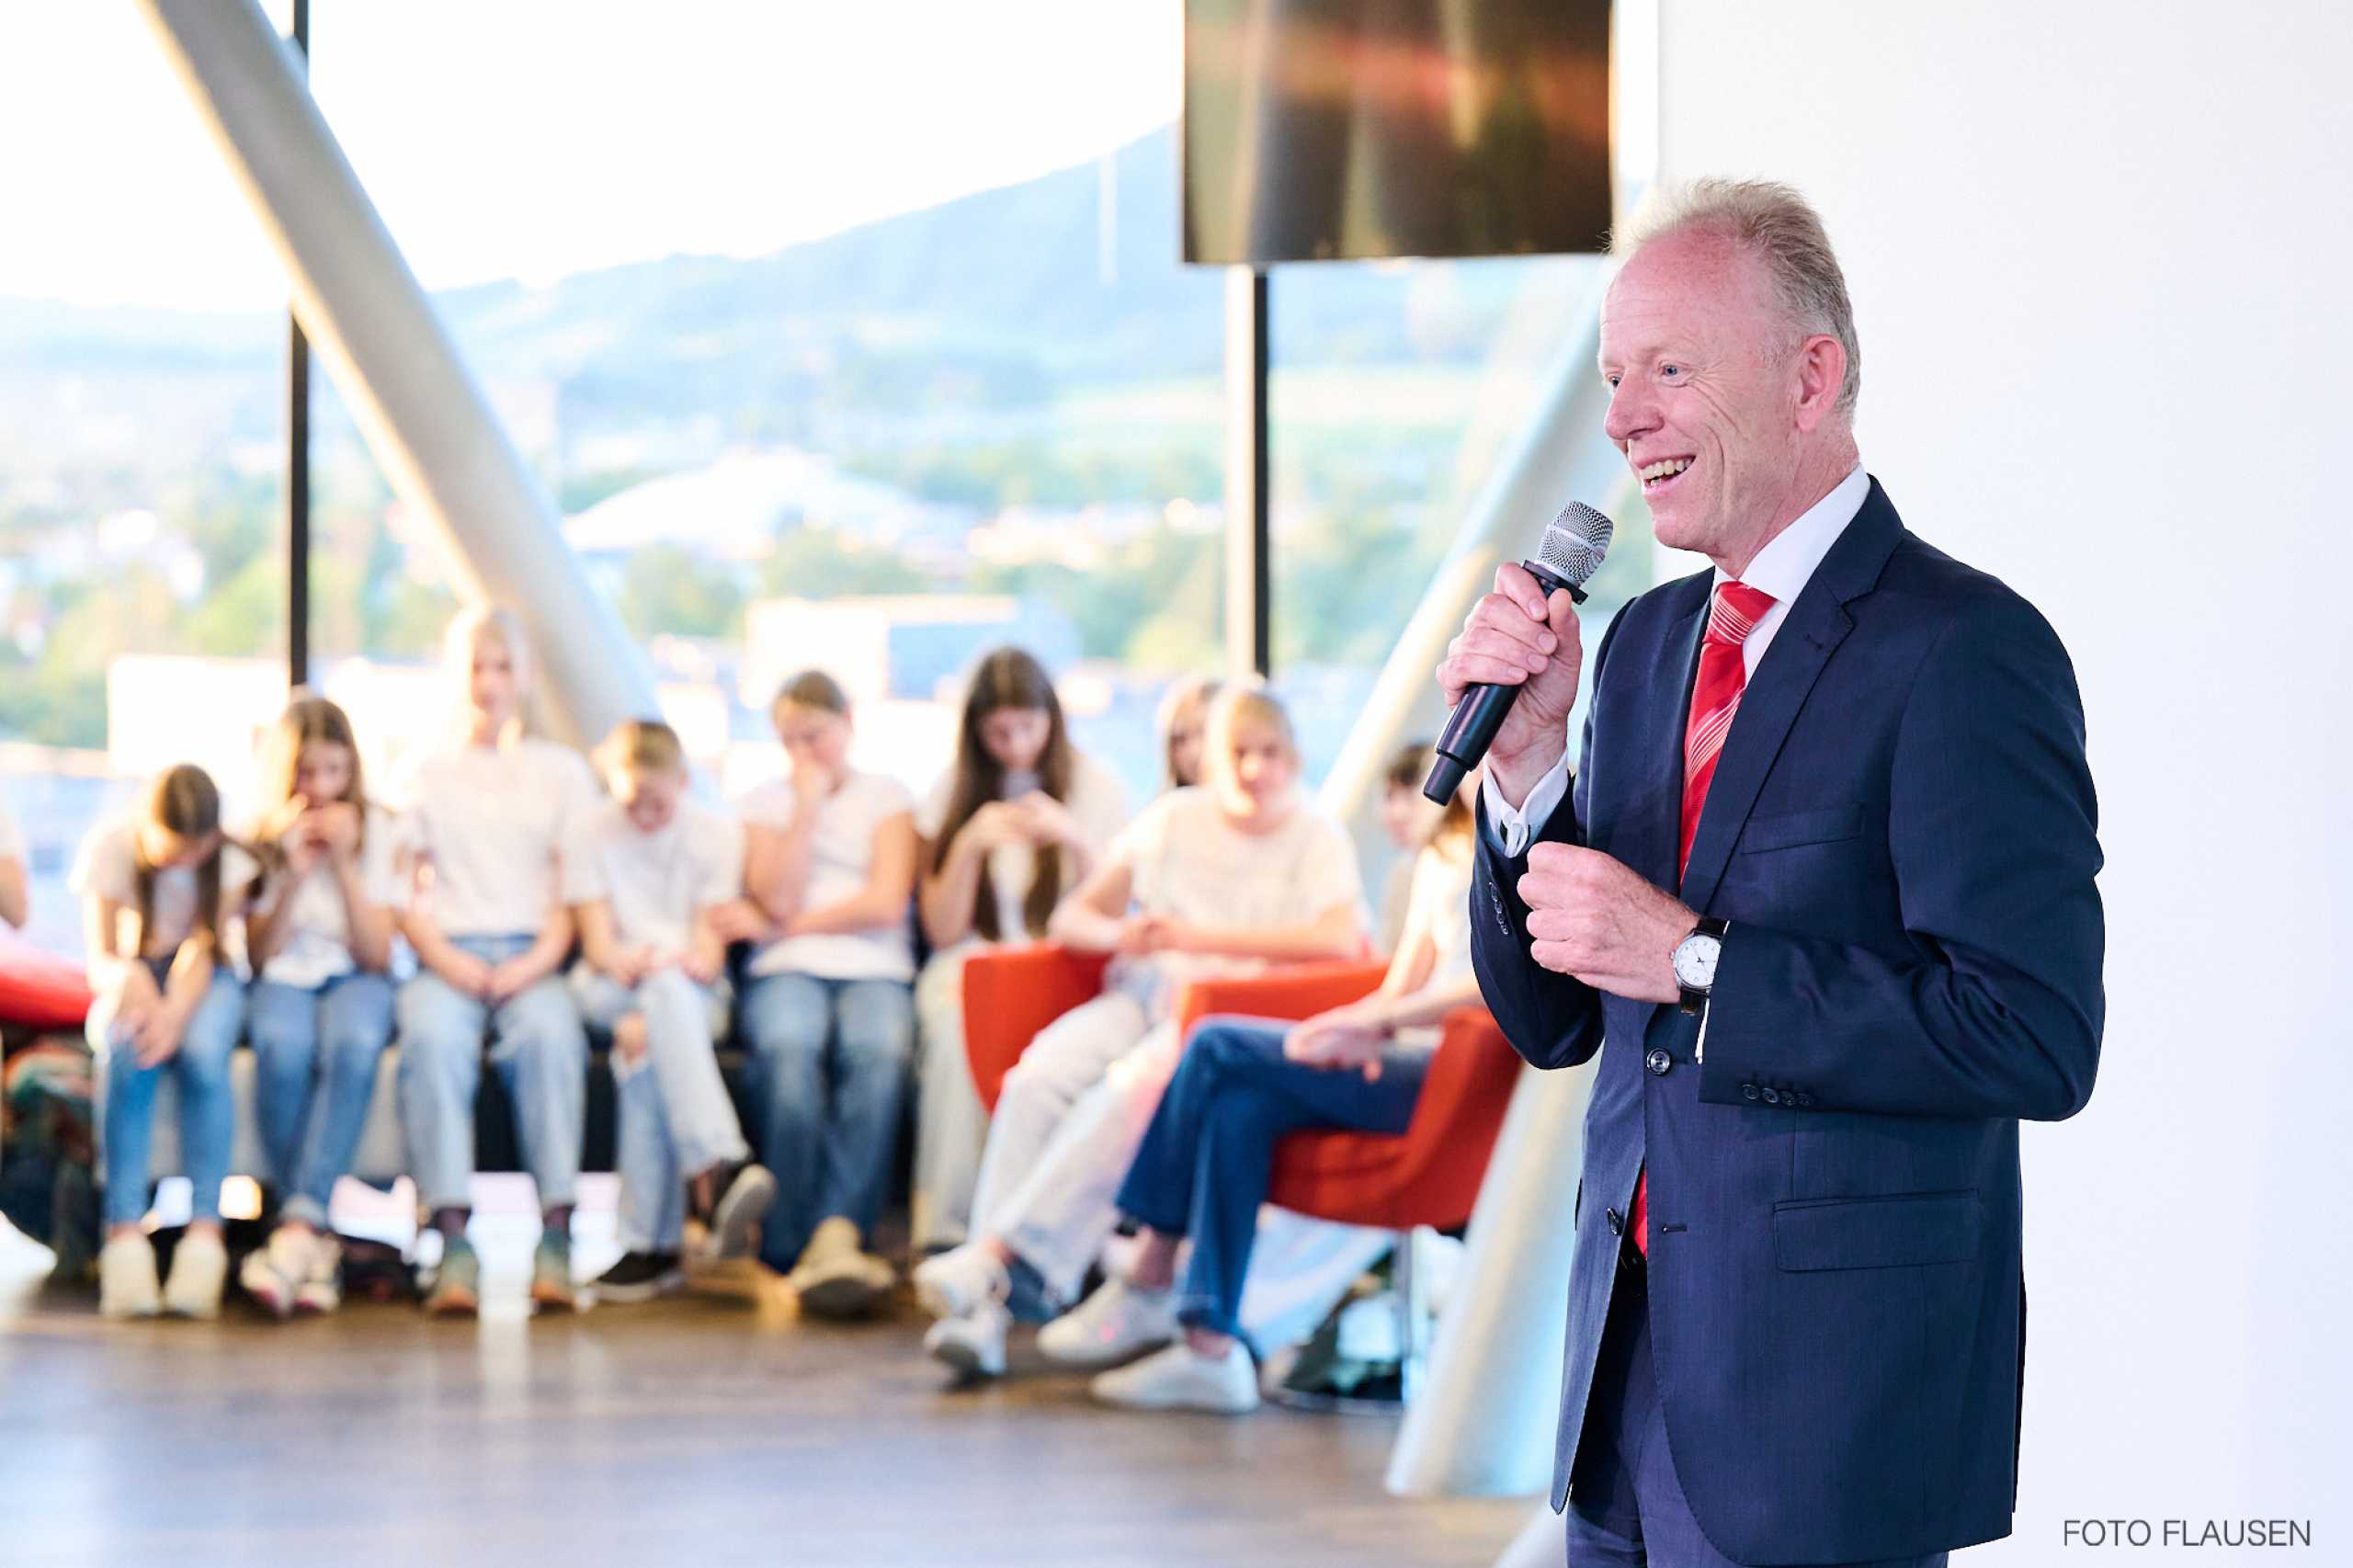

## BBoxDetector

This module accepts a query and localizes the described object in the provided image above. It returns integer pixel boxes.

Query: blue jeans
[91,957,247,1229]
[574,966,744,1255]
[247,971,395,1228]
[394,935,587,1215]
[1114,1018,1426,1343]
[738,971,914,1270]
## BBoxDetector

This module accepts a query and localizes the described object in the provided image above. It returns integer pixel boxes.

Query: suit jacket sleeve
[1699,591,2105,1120]
[1468,605,1630,1072]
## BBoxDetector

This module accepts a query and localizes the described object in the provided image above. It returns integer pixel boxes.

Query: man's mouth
[1638,456,1694,492]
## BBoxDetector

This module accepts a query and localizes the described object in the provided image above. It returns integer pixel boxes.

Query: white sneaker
[924,1300,1010,1380]
[1090,1339,1260,1415]
[911,1242,1007,1322]
[790,1217,894,1319]
[1038,1278,1180,1368]
[162,1229,229,1320]
[98,1232,162,1321]
[296,1233,343,1315]
[237,1225,314,1320]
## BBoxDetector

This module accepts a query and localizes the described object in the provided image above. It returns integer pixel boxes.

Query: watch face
[1674,934,1721,990]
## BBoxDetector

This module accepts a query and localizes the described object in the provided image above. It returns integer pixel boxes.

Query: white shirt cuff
[1480,756,1573,858]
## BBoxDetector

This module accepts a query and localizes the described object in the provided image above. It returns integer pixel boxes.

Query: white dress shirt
[1483,463,1870,856]
[1481,464,1869,1062]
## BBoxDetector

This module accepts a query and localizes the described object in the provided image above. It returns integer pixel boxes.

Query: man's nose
[1604,380,1658,444]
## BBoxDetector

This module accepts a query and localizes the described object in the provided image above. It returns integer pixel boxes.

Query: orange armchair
[1171,970,1520,1233]
[960,948,1390,1113]
[959,943,1520,1403]
[960,944,1113,1112]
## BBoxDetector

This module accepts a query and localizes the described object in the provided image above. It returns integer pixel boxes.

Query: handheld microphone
[1424,503,1615,805]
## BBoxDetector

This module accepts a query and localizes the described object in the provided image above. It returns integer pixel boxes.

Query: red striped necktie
[1631,578,1777,1256]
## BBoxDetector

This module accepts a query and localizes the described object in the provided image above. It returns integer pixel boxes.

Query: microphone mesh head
[1537,502,1615,587]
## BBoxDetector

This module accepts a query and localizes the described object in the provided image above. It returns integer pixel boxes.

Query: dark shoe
[594,1250,685,1304]
[703,1162,776,1262]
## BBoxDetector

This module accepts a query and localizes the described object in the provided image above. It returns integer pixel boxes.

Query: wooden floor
[0,1220,1527,1568]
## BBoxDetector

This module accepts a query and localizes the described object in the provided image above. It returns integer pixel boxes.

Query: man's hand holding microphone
[1437,551,1694,1006]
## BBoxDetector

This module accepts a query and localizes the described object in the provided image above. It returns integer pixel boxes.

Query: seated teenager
[913,683,1365,1379]
[568,721,774,1301]
[75,765,256,1320]
[912,647,1128,1256]
[717,671,918,1317]
[1076,772,1479,1413]
[392,607,599,1316]
[237,693,403,1318]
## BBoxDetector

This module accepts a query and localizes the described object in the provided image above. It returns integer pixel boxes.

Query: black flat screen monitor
[1183,0,1613,266]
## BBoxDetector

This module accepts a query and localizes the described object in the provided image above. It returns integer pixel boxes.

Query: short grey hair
[1616,178,1861,417]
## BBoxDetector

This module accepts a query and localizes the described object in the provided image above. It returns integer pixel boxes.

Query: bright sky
[0,2,1182,312]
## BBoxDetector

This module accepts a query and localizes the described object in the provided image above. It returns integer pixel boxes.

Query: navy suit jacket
[1472,479,2103,1564]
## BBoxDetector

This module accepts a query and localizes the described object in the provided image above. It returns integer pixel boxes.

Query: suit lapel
[1677,480,1906,915]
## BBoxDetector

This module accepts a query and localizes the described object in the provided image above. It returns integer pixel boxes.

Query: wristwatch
[1673,916,1729,1016]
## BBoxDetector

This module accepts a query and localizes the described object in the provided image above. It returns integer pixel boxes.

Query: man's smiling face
[1599,227,1818,565]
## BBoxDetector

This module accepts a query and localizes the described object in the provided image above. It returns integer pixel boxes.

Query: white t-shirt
[736,769,917,983]
[1393,839,1475,1052]
[1101,785,1363,1009]
[563,795,745,955]
[250,804,407,989]
[916,750,1130,945]
[392,736,600,939]
[70,818,260,962]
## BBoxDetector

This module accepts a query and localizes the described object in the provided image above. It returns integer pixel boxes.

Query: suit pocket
[1772,1189,1982,1271]
[1736,803,1864,854]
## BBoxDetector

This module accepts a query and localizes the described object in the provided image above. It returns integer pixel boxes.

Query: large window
[0,2,1652,970]
[301,3,1216,811]
[0,6,292,956]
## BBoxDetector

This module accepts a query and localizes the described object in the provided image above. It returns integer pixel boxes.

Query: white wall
[1653,1,2351,1551]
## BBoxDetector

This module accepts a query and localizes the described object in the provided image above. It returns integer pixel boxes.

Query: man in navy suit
[1439,180,2103,1565]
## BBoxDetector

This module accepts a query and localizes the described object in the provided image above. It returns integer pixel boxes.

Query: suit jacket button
[1760,1086,1781,1105]
[1644,1048,1672,1077]
[1796,1092,1815,1108]
[1606,1207,1624,1235]
[1742,1084,1760,1101]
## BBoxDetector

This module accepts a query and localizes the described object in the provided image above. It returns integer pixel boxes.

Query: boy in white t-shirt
[565,721,773,1302]
[711,671,918,1316]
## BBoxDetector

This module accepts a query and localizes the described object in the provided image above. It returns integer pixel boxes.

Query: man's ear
[1792,333,1847,434]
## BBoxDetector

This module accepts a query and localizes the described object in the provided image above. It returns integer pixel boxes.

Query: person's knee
[742,986,826,1062]
[840,993,914,1070]
[996,1053,1063,1116]
[245,1000,315,1076]
[506,991,588,1068]
[637,967,700,1014]
[321,1017,392,1079]
[394,1000,479,1091]
[1186,1018,1272,1072]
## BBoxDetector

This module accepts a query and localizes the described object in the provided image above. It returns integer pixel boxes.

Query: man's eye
[1603,373,1620,389]
[1659,365,1683,380]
